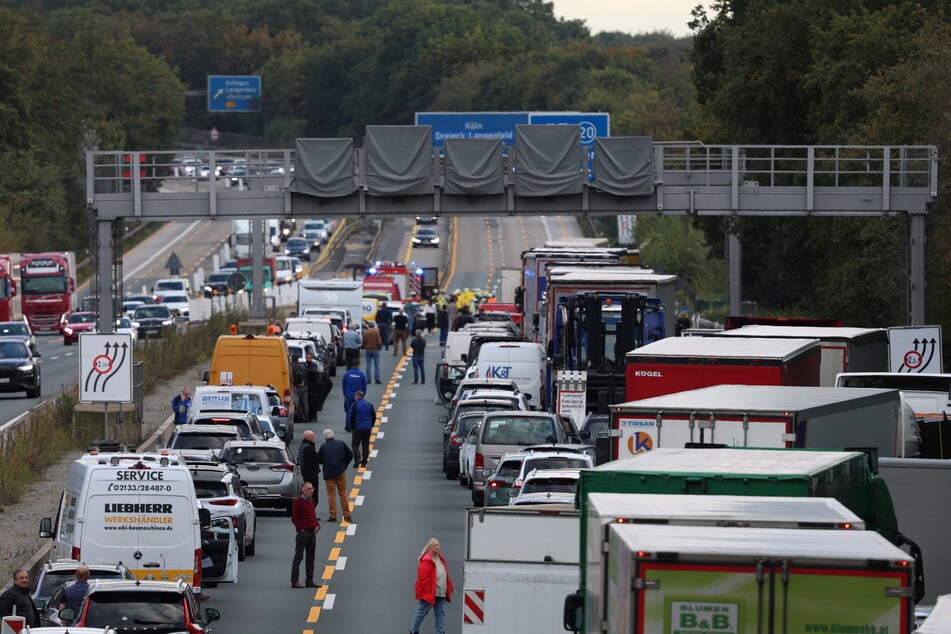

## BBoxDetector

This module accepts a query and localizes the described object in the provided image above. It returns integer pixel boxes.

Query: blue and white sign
[208,75,262,112]
[528,112,610,147]
[415,112,530,148]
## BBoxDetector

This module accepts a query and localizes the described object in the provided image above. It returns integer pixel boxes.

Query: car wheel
[329,365,336,377]
[237,528,246,562]
[446,462,457,481]
[26,383,40,399]
[284,501,293,517]
[64,339,72,346]
[246,520,257,556]
[441,453,447,473]
[471,490,484,506]
[459,469,468,486]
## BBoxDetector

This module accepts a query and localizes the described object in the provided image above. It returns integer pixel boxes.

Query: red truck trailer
[19,252,76,331]
[625,335,821,401]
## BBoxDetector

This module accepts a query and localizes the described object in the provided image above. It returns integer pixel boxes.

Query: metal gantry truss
[86,140,937,330]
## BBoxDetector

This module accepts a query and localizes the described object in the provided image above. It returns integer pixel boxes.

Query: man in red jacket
[291,482,321,588]
[409,537,454,634]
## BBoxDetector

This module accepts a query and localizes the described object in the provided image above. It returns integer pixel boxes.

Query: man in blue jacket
[316,429,353,523]
[346,391,376,468]
[341,358,368,417]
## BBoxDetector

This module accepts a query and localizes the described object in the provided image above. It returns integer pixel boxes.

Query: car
[412,227,440,248]
[167,424,242,460]
[449,378,521,407]
[458,421,481,489]
[580,413,611,465]
[66,579,219,632]
[289,256,305,279]
[509,468,582,506]
[189,410,269,441]
[151,277,190,301]
[203,271,236,298]
[219,439,303,515]
[459,389,533,411]
[131,304,174,338]
[284,236,312,261]
[298,229,324,251]
[120,300,144,318]
[484,452,529,507]
[415,216,438,225]
[0,337,41,398]
[469,411,581,505]
[30,560,134,617]
[0,319,37,353]
[113,317,137,344]
[443,398,523,441]
[301,220,330,243]
[190,384,292,442]
[159,293,190,318]
[274,255,295,285]
[227,160,248,185]
[171,156,202,178]
[283,317,339,376]
[188,463,258,560]
[443,411,484,481]
[60,312,97,345]
[482,445,595,507]
[122,293,154,307]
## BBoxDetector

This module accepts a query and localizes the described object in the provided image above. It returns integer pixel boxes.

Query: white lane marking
[324,594,336,609]
[380,417,388,423]
[346,524,356,536]
[385,403,393,409]
[362,471,372,480]
[123,221,203,278]
[375,431,384,438]
[353,495,365,506]
[335,557,347,570]
[370,449,379,456]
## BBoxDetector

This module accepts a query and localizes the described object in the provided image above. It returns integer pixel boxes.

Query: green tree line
[0,0,947,332]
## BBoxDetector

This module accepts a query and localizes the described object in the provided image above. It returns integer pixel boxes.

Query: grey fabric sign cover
[365,125,434,195]
[443,138,505,195]
[514,124,584,197]
[289,138,356,197]
[593,136,654,196]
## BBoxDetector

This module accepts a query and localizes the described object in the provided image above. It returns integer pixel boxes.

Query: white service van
[39,453,208,593]
[468,342,548,409]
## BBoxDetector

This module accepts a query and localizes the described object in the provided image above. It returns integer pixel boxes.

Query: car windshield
[84,591,186,629]
[494,459,524,482]
[416,229,437,237]
[171,433,236,450]
[228,393,265,414]
[523,456,589,473]
[191,419,254,439]
[68,313,96,324]
[287,238,307,248]
[35,569,127,599]
[154,281,184,291]
[0,323,28,336]
[115,318,132,329]
[521,476,579,495]
[209,273,230,283]
[194,481,229,498]
[482,417,556,445]
[0,341,28,357]
[221,446,286,463]
[134,306,170,319]
[163,295,188,304]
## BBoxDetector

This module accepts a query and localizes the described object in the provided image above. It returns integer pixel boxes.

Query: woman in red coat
[409,537,454,634]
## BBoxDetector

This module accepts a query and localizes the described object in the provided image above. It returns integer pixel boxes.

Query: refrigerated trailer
[566,524,915,634]
[611,384,916,459]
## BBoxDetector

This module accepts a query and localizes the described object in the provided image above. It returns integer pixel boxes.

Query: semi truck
[625,335,822,401]
[567,523,915,634]
[19,252,77,331]
[611,384,916,460]
[462,506,579,634]
[365,261,422,300]
[716,324,889,385]
[568,492,867,634]
[574,448,925,605]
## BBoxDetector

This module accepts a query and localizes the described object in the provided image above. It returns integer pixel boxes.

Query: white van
[39,453,208,593]
[274,255,295,285]
[468,342,548,409]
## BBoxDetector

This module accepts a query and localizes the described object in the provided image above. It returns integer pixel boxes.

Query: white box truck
[297,279,365,327]
[462,506,579,634]
[566,523,915,634]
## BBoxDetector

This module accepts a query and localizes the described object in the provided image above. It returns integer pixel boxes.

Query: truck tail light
[270,463,296,472]
[72,546,81,561]
[193,548,202,591]
[208,498,238,506]
[474,453,484,470]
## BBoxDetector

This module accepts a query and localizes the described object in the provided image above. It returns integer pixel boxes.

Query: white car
[113,316,137,344]
[121,300,144,318]
[509,468,582,506]
[160,293,190,318]
[460,389,533,411]
[188,463,258,560]
[458,421,481,488]
[151,277,191,301]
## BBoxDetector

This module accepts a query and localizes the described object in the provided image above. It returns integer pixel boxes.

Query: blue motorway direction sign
[416,112,530,148]
[207,75,262,112]
[528,112,610,147]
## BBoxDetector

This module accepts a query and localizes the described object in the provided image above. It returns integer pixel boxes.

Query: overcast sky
[551,0,710,38]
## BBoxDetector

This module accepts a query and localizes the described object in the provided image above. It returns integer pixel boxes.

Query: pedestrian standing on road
[58,565,90,622]
[316,429,353,522]
[408,538,454,634]
[171,387,191,424]
[292,354,309,424]
[410,330,427,384]
[341,359,368,418]
[290,482,322,589]
[0,569,40,626]
[304,353,323,422]
[298,430,321,499]
[376,303,394,350]
[405,295,419,335]
[393,308,409,356]
[343,322,362,369]
[346,391,376,468]
[436,306,449,347]
[361,321,383,384]
[424,301,436,334]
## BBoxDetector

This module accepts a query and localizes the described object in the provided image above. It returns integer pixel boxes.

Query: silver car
[218,439,302,516]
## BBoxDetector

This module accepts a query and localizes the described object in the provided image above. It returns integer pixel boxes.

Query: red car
[61,311,97,345]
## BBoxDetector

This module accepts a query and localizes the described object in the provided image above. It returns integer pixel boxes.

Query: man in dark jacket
[346,391,376,468]
[291,354,308,424]
[375,303,393,350]
[290,482,321,588]
[0,569,40,626]
[341,359,368,417]
[298,430,321,500]
[304,353,324,422]
[315,429,353,522]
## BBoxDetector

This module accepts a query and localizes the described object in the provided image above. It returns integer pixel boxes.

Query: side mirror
[205,607,221,622]
[461,353,468,364]
[201,370,211,384]
[580,430,591,440]
[563,592,583,632]
[438,416,448,425]
[39,517,53,539]
[35,599,47,611]
[199,508,212,530]
[59,608,76,623]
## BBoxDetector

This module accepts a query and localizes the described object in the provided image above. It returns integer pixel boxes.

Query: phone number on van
[107,483,173,492]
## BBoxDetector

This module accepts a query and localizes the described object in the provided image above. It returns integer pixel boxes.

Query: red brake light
[270,463,296,472]
[278,407,288,416]
[474,453,484,469]
[450,436,463,447]
[193,548,202,591]
[72,546,81,561]
[208,499,238,506]
[489,480,499,488]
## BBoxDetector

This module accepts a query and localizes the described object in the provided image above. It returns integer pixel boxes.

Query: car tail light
[270,463,295,472]
[488,480,500,489]
[208,498,238,506]
[439,364,449,378]
[278,407,288,417]
[450,436,463,447]
[474,453,484,470]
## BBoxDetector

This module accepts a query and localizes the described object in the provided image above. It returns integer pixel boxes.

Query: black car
[0,320,37,354]
[285,237,312,261]
[131,304,174,338]
[204,271,235,298]
[0,337,41,398]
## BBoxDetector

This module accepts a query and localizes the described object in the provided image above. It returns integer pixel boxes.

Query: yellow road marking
[307,607,320,622]
[316,586,328,600]
[334,531,345,544]
[329,547,341,561]
[322,565,335,580]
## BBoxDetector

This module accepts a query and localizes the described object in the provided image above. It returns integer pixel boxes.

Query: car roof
[523,467,583,480]
[41,560,129,573]
[87,579,190,594]
[191,410,254,420]
[221,438,287,449]
[173,424,241,435]
[483,411,556,420]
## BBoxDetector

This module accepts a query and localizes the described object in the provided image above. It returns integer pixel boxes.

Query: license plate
[0,378,9,383]
[247,487,268,495]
